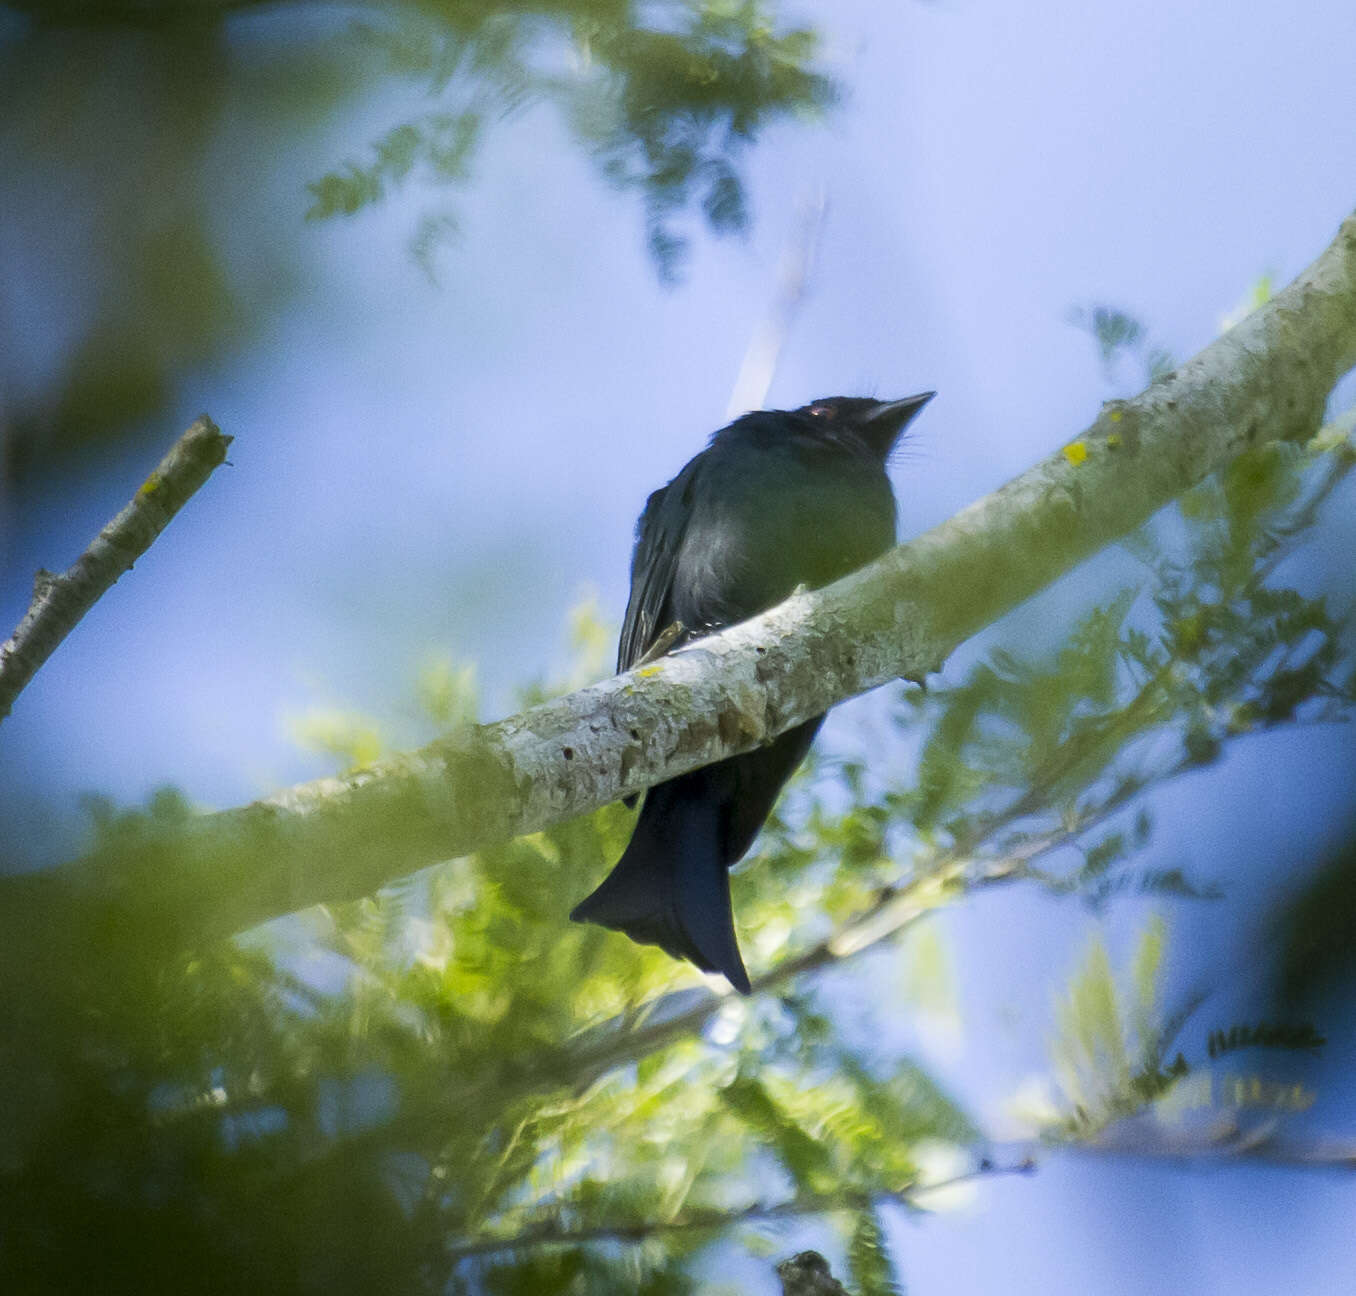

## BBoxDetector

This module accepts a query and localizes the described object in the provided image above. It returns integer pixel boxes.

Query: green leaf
[847,1206,903,1296]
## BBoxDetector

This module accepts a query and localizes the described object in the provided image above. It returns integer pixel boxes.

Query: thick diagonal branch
[0,416,232,722]
[36,212,1356,949]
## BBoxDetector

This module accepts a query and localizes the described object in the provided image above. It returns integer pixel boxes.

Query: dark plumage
[570,392,935,992]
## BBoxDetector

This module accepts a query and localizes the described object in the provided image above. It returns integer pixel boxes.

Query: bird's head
[793,391,935,460]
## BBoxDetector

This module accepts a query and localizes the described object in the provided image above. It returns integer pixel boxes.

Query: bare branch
[0,416,232,722]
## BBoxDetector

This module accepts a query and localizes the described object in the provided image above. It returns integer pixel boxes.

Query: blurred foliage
[1068,274,1280,392]
[1,19,250,479]
[312,0,835,281]
[872,427,1355,927]
[1066,303,1174,386]
[1,0,832,478]
[1041,917,1192,1136]
[844,1206,901,1296]
[0,605,976,1293]
[1,412,1351,1290]
[1011,915,1326,1145]
[288,705,388,768]
[1206,1022,1326,1059]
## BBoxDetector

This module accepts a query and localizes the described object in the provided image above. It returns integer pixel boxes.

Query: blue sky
[3,0,1356,1290]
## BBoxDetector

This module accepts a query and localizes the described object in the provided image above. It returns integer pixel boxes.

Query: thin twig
[997,1130,1356,1173]
[0,415,232,721]
[444,1119,1356,1265]
[442,1159,1038,1263]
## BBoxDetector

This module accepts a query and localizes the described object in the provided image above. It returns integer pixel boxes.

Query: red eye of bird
[808,404,835,418]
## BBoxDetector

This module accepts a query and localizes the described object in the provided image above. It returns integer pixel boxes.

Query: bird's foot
[636,621,686,666]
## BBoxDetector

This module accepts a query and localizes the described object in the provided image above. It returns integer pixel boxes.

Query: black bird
[570,392,935,993]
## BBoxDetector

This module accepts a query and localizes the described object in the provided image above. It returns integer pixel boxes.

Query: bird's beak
[860,391,935,454]
[865,391,936,425]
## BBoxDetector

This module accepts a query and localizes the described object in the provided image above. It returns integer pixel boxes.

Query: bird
[570,392,935,993]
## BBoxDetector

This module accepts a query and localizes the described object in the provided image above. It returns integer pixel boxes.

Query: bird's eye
[808,404,835,418]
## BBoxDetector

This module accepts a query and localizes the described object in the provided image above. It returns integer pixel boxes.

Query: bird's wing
[617,459,702,673]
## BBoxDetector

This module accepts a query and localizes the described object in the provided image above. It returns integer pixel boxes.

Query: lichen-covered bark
[0,417,232,722]
[28,211,1356,949]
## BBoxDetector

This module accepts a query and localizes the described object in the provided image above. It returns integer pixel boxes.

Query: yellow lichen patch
[1062,441,1089,466]
[1107,432,1123,449]
[1108,408,1123,422]
[636,664,664,679]
[137,472,165,497]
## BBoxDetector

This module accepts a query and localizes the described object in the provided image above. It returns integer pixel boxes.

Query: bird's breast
[672,457,895,630]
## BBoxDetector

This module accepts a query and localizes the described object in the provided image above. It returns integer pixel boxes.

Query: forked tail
[569,784,751,994]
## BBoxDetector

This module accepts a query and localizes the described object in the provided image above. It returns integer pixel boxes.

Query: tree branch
[1013,1129,1356,1173]
[0,415,232,722]
[31,211,1356,949]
